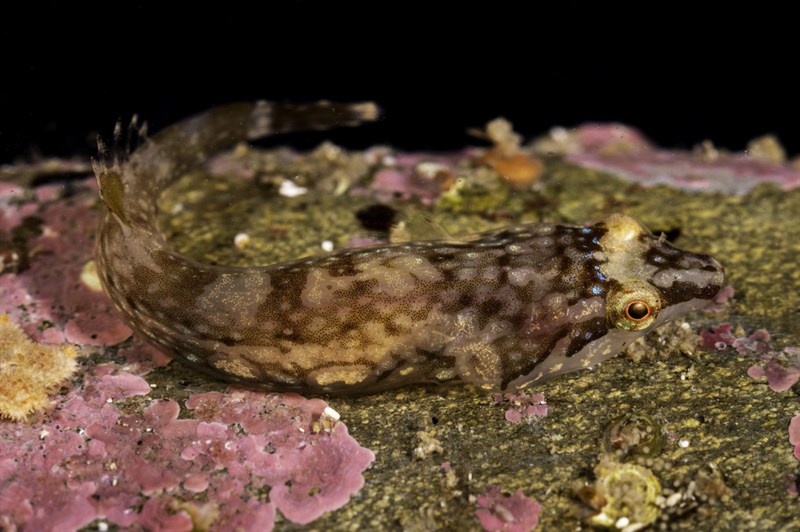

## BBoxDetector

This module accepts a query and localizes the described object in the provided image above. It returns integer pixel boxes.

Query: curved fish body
[94,101,725,394]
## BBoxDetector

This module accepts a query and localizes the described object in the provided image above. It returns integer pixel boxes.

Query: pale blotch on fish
[94,101,724,394]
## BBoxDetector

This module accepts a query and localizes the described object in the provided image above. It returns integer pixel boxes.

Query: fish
[94,101,725,394]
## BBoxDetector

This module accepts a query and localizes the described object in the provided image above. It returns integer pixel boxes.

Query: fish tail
[247,100,380,139]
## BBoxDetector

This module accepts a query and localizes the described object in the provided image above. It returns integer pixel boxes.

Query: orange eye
[625,301,651,321]
[607,281,662,331]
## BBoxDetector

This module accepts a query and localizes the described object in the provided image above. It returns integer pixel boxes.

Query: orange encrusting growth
[0,314,78,420]
[475,117,543,187]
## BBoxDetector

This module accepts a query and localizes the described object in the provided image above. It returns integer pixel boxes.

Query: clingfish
[94,101,724,394]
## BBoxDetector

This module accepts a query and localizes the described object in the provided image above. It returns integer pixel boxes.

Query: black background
[2,3,797,164]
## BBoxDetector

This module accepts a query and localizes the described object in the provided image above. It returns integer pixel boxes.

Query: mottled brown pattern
[94,101,725,394]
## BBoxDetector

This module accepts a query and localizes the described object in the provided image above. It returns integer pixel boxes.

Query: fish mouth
[695,253,725,300]
[651,253,724,325]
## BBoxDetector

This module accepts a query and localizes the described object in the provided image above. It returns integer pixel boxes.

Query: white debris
[279,179,308,197]
[322,406,341,422]
[415,161,449,180]
[234,232,251,249]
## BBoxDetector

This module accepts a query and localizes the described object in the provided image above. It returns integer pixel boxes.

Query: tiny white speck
[39,429,50,440]
[678,439,690,448]
[615,516,630,529]
[234,233,251,249]
[416,161,449,179]
[98,522,109,532]
[106,398,113,404]
[279,179,308,197]
[550,126,569,143]
[382,154,397,166]
[321,240,334,252]
[665,491,683,507]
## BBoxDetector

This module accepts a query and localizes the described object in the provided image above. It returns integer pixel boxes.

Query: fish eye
[607,281,662,331]
[625,300,651,321]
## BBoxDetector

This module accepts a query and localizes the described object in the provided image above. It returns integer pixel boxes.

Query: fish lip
[706,255,724,275]
[704,255,726,296]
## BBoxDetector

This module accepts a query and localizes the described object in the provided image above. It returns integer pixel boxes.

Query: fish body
[94,101,724,394]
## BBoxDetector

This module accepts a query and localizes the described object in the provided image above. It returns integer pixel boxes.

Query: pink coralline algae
[493,391,549,424]
[0,177,131,346]
[747,361,800,393]
[790,415,800,463]
[475,484,542,532]
[700,323,771,355]
[558,124,800,194]
[0,182,38,231]
[0,367,375,531]
[789,415,800,497]
[533,123,651,156]
[701,323,800,392]
[369,153,461,204]
[702,284,735,313]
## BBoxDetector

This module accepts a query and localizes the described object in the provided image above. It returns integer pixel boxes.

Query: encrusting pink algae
[475,484,542,532]
[0,364,374,530]
[0,177,131,346]
[535,123,800,194]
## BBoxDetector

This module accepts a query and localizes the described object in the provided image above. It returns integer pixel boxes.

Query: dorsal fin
[92,115,150,221]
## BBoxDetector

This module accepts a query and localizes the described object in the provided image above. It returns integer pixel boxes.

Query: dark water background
[1,2,797,163]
